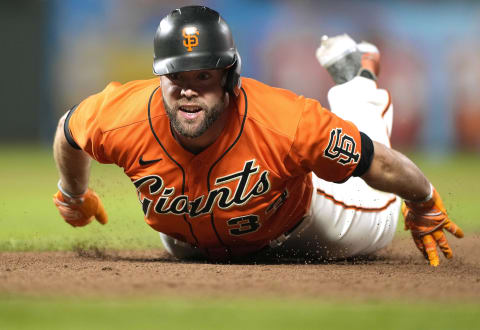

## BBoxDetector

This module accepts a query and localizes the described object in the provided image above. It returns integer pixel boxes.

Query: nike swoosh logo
[139,156,163,166]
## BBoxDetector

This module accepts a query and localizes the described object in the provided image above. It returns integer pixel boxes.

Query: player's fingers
[401,202,408,216]
[411,235,429,260]
[53,197,69,207]
[432,230,453,259]
[91,192,108,225]
[412,235,425,253]
[432,191,447,214]
[443,220,464,238]
[65,219,82,227]
[66,217,93,227]
[56,204,83,221]
[401,203,410,231]
[83,190,108,225]
[422,234,439,267]
[95,203,108,225]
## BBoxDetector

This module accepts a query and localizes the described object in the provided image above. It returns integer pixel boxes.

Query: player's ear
[223,89,230,107]
[221,70,232,104]
[221,70,228,88]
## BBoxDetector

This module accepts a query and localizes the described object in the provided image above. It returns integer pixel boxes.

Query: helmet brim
[153,50,236,76]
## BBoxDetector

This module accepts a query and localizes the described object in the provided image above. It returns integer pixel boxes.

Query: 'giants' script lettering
[133,160,271,218]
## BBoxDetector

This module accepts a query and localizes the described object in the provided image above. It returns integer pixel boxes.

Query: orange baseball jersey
[66,77,364,259]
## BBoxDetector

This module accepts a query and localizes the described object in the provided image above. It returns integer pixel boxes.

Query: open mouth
[178,104,203,120]
[179,105,203,113]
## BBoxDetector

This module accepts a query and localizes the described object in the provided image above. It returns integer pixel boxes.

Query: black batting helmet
[153,6,241,96]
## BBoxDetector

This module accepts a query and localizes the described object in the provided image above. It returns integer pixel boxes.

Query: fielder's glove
[402,185,463,267]
[53,182,108,227]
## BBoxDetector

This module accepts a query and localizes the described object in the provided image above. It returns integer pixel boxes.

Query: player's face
[160,69,227,139]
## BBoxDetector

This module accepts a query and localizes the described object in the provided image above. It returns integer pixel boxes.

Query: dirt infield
[1,235,479,301]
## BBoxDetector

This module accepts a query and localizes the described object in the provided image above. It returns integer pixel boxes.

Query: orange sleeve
[67,83,121,164]
[288,97,362,183]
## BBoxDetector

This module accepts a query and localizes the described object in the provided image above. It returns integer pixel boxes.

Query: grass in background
[1,145,480,330]
[0,144,159,251]
[0,297,479,330]
[409,152,480,229]
[0,144,479,251]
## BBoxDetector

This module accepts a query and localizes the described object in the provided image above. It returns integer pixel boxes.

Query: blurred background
[3,0,480,153]
[1,3,479,321]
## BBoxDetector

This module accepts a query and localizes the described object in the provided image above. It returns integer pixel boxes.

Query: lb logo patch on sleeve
[182,26,199,52]
[324,128,360,165]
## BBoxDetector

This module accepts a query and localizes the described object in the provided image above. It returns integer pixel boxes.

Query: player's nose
[180,87,198,99]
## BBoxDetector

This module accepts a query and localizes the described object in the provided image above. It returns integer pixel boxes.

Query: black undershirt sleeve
[351,131,374,177]
[63,105,81,150]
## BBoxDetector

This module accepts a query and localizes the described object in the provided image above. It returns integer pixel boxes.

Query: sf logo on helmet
[182,27,199,52]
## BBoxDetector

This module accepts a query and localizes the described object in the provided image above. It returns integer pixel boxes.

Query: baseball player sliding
[53,6,463,266]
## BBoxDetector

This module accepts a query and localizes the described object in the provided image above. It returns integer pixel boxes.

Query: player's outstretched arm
[361,141,463,266]
[52,113,108,227]
[53,113,91,196]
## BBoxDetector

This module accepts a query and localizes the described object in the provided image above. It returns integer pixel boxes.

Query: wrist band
[407,183,433,204]
[57,180,87,199]
[419,183,434,203]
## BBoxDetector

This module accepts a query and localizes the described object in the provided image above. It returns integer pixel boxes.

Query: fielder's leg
[275,35,401,260]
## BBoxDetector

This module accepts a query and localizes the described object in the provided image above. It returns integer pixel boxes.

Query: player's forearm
[361,141,431,202]
[53,113,91,196]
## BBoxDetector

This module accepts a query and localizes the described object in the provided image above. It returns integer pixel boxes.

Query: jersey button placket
[186,160,205,197]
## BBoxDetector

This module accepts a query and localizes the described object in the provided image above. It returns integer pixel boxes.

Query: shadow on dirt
[72,243,406,266]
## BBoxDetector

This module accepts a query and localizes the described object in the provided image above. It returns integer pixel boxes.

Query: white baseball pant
[275,76,401,259]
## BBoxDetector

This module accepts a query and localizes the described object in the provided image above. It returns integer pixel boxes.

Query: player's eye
[168,73,180,81]
[197,72,212,80]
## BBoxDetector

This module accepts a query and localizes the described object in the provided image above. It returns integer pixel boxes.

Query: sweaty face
[161,69,227,139]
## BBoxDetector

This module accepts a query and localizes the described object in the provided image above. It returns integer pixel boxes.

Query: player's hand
[402,186,463,267]
[53,188,108,227]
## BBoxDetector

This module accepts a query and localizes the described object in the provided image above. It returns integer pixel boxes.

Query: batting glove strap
[403,210,447,236]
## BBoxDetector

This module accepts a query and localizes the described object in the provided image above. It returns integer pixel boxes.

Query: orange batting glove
[402,185,463,267]
[53,182,108,227]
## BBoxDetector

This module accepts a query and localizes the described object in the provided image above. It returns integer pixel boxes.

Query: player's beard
[163,95,226,139]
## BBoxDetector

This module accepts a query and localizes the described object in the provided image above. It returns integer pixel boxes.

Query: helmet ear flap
[226,51,242,97]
